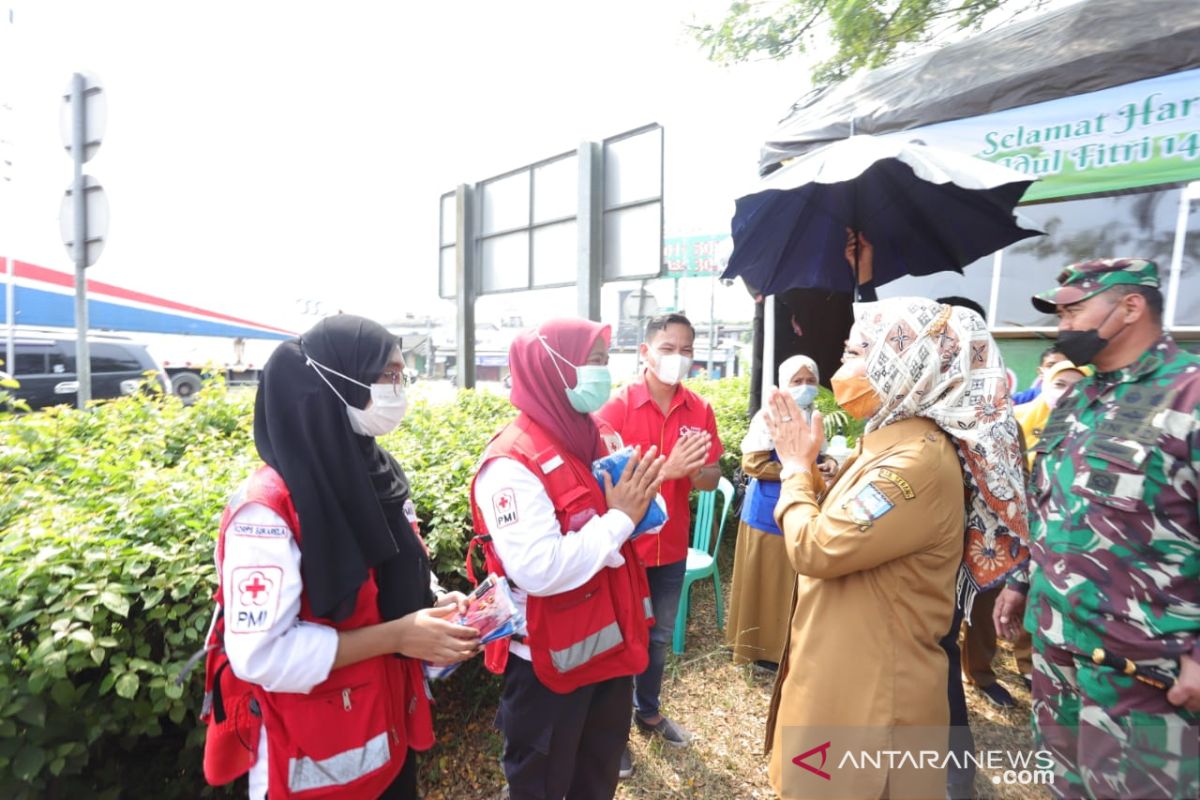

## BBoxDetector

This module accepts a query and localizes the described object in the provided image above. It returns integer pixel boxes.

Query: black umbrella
[722,135,1043,299]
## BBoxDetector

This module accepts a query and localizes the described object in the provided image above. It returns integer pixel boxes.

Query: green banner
[901,69,1200,202]
[663,234,729,277]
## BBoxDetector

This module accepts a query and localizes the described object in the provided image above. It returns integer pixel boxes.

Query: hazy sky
[1,1,812,332]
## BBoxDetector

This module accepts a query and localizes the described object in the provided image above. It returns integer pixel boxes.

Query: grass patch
[419,533,1049,799]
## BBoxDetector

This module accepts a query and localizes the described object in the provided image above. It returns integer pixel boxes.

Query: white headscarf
[778,354,818,390]
[852,297,1029,610]
[741,355,820,454]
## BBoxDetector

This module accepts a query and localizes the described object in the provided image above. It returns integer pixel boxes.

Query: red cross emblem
[492,489,518,527]
[238,570,275,606]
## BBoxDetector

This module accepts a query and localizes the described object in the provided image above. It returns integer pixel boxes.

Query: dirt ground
[419,536,1049,800]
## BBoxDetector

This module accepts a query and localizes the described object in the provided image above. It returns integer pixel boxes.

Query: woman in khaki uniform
[726,355,826,668]
[762,298,1030,800]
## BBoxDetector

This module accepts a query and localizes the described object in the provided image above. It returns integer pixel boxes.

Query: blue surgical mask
[788,384,818,409]
[566,365,613,413]
[539,336,613,413]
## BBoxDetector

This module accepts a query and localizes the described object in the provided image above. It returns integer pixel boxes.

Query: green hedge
[689,373,750,481]
[0,375,751,796]
[0,384,256,798]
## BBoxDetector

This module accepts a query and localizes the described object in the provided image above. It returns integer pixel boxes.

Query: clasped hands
[661,430,712,482]
[763,388,824,476]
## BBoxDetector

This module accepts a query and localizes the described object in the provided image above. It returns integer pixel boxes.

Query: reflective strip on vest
[550,621,623,673]
[643,597,653,619]
[288,731,390,793]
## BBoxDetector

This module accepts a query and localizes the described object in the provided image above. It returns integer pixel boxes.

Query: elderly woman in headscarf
[761,298,1030,799]
[468,318,665,800]
[726,355,827,669]
[214,315,481,800]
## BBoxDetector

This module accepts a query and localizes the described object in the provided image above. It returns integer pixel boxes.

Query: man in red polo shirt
[597,313,723,774]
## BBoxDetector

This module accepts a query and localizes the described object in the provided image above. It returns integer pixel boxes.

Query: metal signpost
[1,109,11,376]
[59,72,108,408]
[1,8,15,377]
[439,124,664,388]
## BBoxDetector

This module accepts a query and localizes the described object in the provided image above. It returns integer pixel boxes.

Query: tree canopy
[691,0,1051,84]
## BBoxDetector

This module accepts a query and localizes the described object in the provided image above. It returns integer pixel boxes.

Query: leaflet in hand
[592,446,669,538]
[425,574,525,681]
[459,573,526,645]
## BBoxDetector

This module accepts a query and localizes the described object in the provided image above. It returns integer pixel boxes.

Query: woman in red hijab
[468,318,665,799]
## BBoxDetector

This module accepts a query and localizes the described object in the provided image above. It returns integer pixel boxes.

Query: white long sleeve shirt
[219,493,440,799]
[219,502,339,800]
[219,500,443,799]
[473,456,634,661]
[220,503,339,693]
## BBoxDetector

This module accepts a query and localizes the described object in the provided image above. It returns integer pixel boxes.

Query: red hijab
[508,318,611,464]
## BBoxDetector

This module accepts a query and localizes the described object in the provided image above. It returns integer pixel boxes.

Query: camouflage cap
[1031,257,1158,313]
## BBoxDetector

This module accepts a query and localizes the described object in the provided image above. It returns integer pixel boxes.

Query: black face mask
[1056,300,1122,366]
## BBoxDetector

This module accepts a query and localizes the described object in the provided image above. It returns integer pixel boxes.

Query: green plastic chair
[672,476,735,655]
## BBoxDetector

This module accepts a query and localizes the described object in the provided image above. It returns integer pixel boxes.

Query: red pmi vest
[206,465,433,799]
[467,416,654,694]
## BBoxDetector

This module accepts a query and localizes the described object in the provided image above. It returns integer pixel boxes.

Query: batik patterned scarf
[854,298,1030,613]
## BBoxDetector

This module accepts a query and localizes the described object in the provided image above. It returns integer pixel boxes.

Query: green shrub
[685,372,750,483]
[0,374,756,796]
[0,384,256,798]
[383,389,515,584]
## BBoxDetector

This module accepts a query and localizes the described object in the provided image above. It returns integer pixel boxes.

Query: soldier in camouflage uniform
[991,258,1200,799]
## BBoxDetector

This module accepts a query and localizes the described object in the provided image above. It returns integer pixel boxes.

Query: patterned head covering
[1031,257,1158,313]
[852,297,1030,607]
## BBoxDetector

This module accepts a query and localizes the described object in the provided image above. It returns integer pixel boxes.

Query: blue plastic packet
[591,446,668,538]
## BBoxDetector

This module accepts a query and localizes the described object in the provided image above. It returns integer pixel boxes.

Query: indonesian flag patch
[492,489,519,528]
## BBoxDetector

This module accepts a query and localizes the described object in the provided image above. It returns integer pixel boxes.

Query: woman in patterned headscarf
[760,297,1029,799]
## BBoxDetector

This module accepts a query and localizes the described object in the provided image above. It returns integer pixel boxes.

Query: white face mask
[307,356,408,437]
[347,385,408,436]
[652,352,692,385]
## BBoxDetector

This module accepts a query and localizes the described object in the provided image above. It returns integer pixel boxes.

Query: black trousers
[379,749,418,800]
[496,657,632,800]
[940,603,976,797]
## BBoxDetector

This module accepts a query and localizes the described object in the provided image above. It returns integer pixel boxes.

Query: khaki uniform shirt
[765,417,963,799]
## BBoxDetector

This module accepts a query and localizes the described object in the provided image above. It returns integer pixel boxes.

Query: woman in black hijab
[216,315,478,800]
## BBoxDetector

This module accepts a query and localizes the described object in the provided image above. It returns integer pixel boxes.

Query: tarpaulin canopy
[761,0,1200,175]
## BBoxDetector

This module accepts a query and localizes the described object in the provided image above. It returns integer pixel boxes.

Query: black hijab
[253,315,432,622]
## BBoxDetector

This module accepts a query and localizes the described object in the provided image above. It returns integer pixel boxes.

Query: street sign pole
[709,274,717,374]
[4,257,12,379]
[60,71,107,409]
[576,141,602,322]
[1,9,14,378]
[454,183,476,389]
[71,73,90,407]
